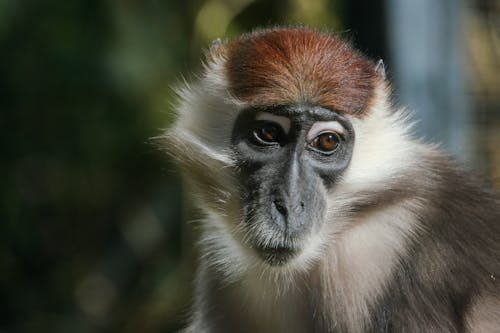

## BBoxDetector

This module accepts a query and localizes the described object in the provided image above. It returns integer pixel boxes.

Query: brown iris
[311,132,339,152]
[254,123,281,144]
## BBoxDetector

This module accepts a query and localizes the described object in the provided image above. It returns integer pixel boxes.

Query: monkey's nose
[273,200,288,217]
[272,199,305,231]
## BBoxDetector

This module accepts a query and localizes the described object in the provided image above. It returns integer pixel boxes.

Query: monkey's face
[231,105,355,266]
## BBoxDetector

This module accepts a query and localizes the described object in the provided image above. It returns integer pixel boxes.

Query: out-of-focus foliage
[0,1,193,332]
[465,0,500,186]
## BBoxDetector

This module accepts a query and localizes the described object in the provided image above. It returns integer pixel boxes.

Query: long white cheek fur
[173,56,244,157]
[339,83,418,190]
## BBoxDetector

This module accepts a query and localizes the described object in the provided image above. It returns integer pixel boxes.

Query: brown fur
[223,27,378,116]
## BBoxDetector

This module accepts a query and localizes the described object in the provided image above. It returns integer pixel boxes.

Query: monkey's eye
[306,121,344,154]
[310,132,340,153]
[253,122,283,145]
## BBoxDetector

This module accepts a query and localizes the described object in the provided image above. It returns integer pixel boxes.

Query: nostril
[273,200,288,217]
[292,201,305,214]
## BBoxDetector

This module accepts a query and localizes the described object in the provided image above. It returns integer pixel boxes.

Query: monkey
[162,27,500,332]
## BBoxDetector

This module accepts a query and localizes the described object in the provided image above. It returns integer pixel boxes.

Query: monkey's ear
[375,59,386,80]
[205,38,226,62]
[210,38,222,52]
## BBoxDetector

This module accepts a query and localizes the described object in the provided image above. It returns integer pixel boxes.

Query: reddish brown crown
[223,27,379,117]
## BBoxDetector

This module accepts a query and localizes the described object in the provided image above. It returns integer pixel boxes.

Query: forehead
[224,28,377,117]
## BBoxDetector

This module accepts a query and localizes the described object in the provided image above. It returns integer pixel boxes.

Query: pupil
[261,125,277,141]
[319,133,337,150]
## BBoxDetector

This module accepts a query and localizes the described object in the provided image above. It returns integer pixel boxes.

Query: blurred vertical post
[386,0,471,159]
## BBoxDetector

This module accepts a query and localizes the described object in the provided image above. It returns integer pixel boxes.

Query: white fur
[466,294,500,332]
[173,56,244,160]
[198,209,253,283]
[339,83,419,190]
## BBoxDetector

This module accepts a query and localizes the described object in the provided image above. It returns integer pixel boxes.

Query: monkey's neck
[196,256,317,333]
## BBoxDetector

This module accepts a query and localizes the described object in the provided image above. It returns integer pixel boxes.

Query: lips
[256,244,298,266]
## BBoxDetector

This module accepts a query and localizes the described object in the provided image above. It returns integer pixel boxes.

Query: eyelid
[306,121,345,142]
[256,112,291,134]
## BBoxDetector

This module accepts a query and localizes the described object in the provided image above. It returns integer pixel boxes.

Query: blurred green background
[0,0,498,332]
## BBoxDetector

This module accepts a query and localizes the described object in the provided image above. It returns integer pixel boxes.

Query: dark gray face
[231,105,355,266]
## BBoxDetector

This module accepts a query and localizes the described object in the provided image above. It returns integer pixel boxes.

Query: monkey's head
[165,28,410,275]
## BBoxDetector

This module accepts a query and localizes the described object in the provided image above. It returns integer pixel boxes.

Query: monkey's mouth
[256,245,299,266]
